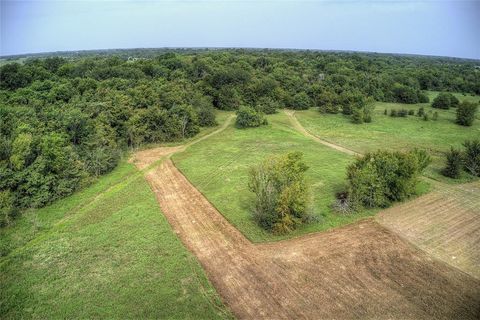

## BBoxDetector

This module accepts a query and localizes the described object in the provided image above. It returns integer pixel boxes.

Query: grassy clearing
[173,112,382,242]
[0,162,232,319]
[294,92,480,183]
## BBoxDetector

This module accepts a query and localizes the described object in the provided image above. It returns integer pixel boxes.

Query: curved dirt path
[284,110,361,156]
[132,118,480,319]
[131,115,235,170]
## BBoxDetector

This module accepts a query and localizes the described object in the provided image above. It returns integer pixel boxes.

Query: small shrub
[398,109,408,117]
[197,106,217,127]
[384,109,388,115]
[450,95,460,108]
[390,109,397,117]
[423,113,429,121]
[236,105,267,128]
[442,148,463,179]
[417,107,425,117]
[432,111,438,121]
[319,103,340,114]
[456,101,478,126]
[408,109,415,116]
[256,96,278,114]
[463,139,480,176]
[418,92,430,103]
[332,191,356,215]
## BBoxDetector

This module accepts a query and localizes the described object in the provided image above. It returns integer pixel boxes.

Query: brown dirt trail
[132,118,480,319]
[284,110,361,156]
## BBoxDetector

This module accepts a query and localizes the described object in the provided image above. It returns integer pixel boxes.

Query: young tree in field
[248,152,309,234]
[463,139,480,177]
[456,101,478,126]
[351,98,374,124]
[235,105,267,128]
[442,148,463,179]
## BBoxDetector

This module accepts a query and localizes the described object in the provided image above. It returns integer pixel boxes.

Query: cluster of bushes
[248,152,310,234]
[336,150,430,212]
[391,83,429,104]
[388,108,414,117]
[318,90,374,124]
[1,50,479,225]
[443,140,480,178]
[432,92,459,109]
[386,107,440,121]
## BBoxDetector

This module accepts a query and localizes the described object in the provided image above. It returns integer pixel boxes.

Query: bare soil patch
[377,181,480,280]
[138,158,480,319]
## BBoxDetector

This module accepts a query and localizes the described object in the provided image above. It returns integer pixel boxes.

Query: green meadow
[0,161,232,319]
[173,112,380,243]
[294,92,480,182]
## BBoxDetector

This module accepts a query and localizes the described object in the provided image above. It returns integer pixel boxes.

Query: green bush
[346,149,430,209]
[291,92,311,110]
[248,152,309,234]
[255,96,278,114]
[235,105,267,128]
[463,139,480,177]
[197,106,217,127]
[442,148,463,179]
[456,101,478,126]
[418,92,430,103]
[417,107,425,117]
[450,94,460,108]
[432,92,457,109]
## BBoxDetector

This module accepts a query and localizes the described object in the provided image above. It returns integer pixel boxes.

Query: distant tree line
[1,50,479,225]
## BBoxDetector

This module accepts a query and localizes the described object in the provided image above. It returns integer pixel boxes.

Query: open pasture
[172,112,377,242]
[294,92,480,182]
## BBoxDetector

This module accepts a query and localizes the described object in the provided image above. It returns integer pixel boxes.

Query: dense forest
[1,49,479,224]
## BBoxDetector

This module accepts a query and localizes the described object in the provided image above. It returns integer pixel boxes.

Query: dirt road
[132,119,480,319]
[284,110,361,156]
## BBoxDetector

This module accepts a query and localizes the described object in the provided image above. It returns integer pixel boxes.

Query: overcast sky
[1,0,479,59]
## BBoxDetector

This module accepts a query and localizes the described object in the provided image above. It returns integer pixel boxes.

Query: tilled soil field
[138,155,480,320]
[377,181,480,280]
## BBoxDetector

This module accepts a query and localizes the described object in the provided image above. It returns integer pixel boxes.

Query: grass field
[173,112,388,242]
[294,92,480,182]
[0,161,232,319]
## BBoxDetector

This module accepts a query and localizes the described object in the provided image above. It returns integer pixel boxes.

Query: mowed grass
[0,162,232,319]
[173,112,379,242]
[295,92,480,183]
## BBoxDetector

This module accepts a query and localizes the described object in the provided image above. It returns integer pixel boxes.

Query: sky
[1,0,479,59]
